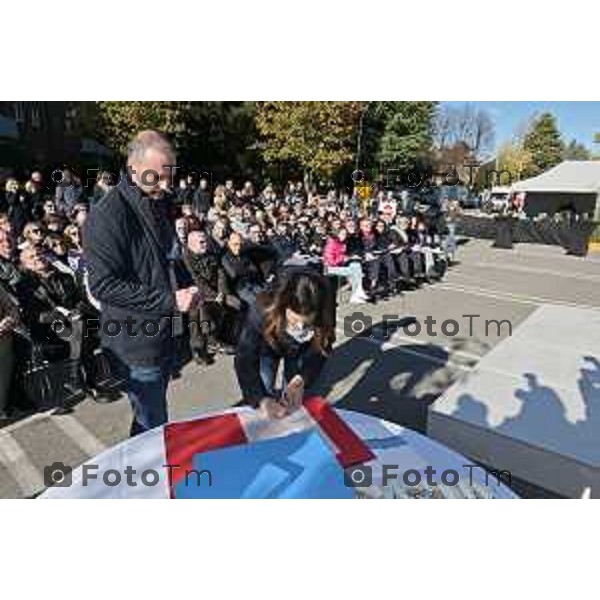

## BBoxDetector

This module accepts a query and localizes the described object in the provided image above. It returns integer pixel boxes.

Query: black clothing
[3,192,29,236]
[375,229,395,251]
[234,303,328,407]
[345,233,362,256]
[193,188,212,215]
[208,235,227,257]
[182,249,222,357]
[0,257,23,293]
[271,235,298,262]
[184,250,220,301]
[16,269,81,353]
[83,175,177,367]
[242,241,279,280]
[358,233,377,255]
[176,187,194,206]
[219,250,264,298]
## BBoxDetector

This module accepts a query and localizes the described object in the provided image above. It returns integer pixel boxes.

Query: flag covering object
[41,398,517,499]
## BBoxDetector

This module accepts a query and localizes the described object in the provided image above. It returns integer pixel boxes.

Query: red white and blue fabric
[41,398,517,499]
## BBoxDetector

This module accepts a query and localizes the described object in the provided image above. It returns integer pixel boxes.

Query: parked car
[458,191,480,209]
[436,185,479,209]
[482,186,510,213]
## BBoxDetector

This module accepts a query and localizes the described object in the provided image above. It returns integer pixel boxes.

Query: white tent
[511,161,600,218]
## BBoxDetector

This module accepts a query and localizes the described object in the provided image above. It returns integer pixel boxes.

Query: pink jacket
[323,236,347,267]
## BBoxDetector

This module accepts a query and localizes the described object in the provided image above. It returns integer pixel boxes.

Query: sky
[442,101,600,153]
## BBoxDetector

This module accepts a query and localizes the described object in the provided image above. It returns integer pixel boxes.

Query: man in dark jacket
[84,130,198,436]
[0,227,22,293]
[17,246,82,359]
[271,222,298,262]
[183,230,223,365]
[192,178,212,215]
[219,232,264,306]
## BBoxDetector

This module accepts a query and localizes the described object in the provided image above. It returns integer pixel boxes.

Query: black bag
[12,326,84,410]
[19,354,85,410]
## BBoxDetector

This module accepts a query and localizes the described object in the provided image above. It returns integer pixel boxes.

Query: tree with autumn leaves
[255,101,437,182]
[254,101,363,181]
[88,100,439,182]
[95,102,192,156]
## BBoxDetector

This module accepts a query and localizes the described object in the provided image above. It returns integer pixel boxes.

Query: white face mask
[285,322,315,344]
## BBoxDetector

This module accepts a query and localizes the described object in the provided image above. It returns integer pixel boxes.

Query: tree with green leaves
[564,139,591,161]
[255,101,363,180]
[522,112,565,177]
[361,102,437,172]
[184,101,257,179]
[93,101,257,179]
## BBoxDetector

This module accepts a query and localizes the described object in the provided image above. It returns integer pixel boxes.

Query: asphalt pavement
[1,238,599,499]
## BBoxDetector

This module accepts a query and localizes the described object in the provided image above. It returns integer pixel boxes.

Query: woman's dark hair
[258,269,334,355]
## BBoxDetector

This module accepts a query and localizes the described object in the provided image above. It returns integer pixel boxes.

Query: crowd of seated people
[0,169,452,419]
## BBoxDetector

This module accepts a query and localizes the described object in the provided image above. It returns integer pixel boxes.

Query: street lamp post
[355,101,373,174]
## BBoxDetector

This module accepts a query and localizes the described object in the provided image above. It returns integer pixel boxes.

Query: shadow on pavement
[314,320,453,433]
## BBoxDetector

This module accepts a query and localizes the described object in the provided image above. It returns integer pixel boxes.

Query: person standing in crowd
[3,178,29,237]
[193,178,212,215]
[26,171,45,208]
[176,177,191,206]
[84,130,199,436]
[235,269,334,419]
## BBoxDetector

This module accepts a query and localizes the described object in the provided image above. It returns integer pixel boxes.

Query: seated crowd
[0,170,452,419]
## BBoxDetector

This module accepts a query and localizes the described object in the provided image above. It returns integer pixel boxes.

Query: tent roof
[512,161,600,194]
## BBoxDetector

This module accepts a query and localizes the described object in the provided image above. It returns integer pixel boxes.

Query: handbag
[15,329,85,411]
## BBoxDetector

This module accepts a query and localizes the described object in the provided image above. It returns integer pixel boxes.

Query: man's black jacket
[83,177,177,367]
[183,249,220,301]
[193,188,212,215]
[220,249,263,295]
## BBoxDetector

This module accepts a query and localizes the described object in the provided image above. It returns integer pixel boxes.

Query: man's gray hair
[127,130,175,163]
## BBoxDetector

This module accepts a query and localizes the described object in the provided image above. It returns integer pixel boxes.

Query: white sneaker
[349,295,366,304]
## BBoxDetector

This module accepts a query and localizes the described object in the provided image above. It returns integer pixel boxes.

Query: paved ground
[1,238,599,499]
